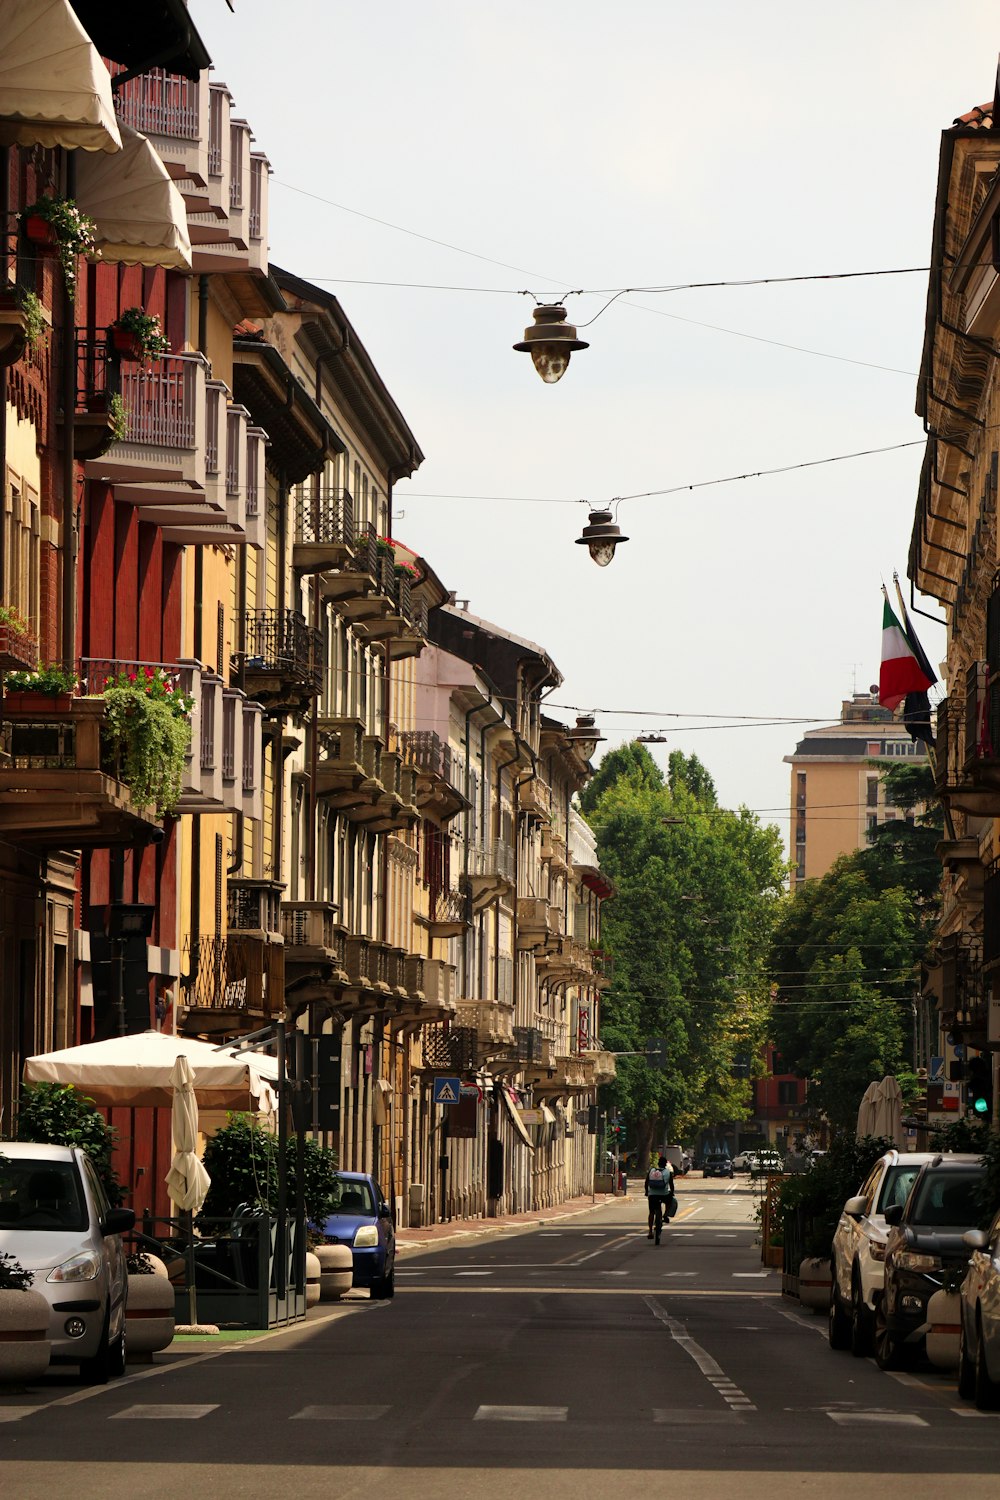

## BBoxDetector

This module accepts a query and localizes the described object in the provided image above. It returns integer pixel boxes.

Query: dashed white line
[828,1411,927,1427]
[111,1404,218,1420]
[643,1295,757,1412]
[475,1405,567,1422]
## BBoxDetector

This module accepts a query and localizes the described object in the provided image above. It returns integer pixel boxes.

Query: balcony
[517,896,551,950]
[227,879,284,935]
[0,618,38,673]
[403,956,457,1022]
[540,827,568,871]
[399,730,466,822]
[515,1026,553,1069]
[343,935,393,1012]
[933,690,998,817]
[315,717,372,810]
[112,68,211,187]
[518,778,552,823]
[178,931,284,1037]
[242,608,323,719]
[426,887,470,939]
[86,352,209,491]
[0,695,163,848]
[321,530,427,652]
[63,331,117,461]
[936,835,986,898]
[587,1046,616,1086]
[455,998,516,1057]
[281,902,349,998]
[537,936,593,984]
[464,839,515,912]
[293,488,355,573]
[543,1054,591,1092]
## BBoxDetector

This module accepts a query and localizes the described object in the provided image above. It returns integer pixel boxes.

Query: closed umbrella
[856,1081,880,1139]
[164,1054,211,1326]
[873,1074,904,1147]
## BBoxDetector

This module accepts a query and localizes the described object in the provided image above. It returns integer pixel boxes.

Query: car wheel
[371,1267,395,1301]
[79,1314,112,1386]
[958,1313,976,1401]
[873,1296,900,1371]
[849,1276,871,1359]
[974,1313,1000,1411]
[108,1322,126,1379]
[828,1277,851,1351]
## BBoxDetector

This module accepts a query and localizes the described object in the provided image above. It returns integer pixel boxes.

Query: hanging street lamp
[575,507,628,566]
[513,303,589,384]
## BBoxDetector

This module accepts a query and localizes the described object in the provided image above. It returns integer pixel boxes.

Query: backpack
[647,1167,670,1197]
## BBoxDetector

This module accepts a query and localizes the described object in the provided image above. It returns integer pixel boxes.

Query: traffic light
[966,1056,993,1119]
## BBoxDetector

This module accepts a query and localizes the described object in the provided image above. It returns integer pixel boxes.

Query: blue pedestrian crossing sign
[433,1076,461,1105]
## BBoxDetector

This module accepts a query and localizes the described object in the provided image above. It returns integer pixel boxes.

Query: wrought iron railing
[430,888,469,926]
[242,608,323,691]
[181,933,283,1016]
[74,330,115,412]
[294,488,354,547]
[227,880,282,934]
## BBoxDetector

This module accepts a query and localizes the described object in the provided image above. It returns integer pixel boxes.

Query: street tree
[588,745,785,1166]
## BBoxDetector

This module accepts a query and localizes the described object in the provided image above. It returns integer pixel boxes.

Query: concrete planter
[0,1288,51,1384]
[316,1244,353,1301]
[305,1251,322,1309]
[798,1256,832,1311]
[926,1288,961,1370]
[125,1272,175,1361]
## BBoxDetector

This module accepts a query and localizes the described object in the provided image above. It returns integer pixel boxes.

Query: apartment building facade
[0,2,613,1220]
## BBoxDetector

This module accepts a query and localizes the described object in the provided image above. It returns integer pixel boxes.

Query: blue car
[319,1172,395,1299]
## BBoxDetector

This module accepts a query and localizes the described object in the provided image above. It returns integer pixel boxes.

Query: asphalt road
[2,1177,998,1500]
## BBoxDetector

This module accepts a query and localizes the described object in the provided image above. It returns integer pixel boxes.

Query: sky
[192,0,1000,851]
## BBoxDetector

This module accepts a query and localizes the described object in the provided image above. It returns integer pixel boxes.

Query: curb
[396,1196,616,1257]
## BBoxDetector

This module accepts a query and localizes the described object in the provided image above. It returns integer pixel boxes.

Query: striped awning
[77,124,191,270]
[0,0,121,153]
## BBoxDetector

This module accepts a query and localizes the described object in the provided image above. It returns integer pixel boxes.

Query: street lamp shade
[575,508,628,566]
[513,304,589,384]
[565,714,604,760]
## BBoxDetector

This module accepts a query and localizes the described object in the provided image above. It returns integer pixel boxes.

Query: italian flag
[879,596,933,711]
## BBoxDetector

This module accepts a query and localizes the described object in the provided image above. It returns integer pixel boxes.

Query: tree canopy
[590,745,786,1163]
[768,758,941,1131]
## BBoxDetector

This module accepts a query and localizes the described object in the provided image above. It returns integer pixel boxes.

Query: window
[866,776,878,808]
[777,1080,798,1106]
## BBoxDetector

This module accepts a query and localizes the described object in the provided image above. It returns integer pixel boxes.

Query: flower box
[0,622,38,672]
[3,691,74,714]
[111,325,144,360]
[24,214,56,247]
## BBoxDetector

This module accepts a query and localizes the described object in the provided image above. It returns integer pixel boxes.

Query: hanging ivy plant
[100,669,193,815]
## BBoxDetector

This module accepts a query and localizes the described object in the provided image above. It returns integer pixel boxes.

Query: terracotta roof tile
[954,101,994,130]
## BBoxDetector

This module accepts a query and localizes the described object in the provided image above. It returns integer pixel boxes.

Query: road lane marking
[401,1286,782,1296]
[0,1409,41,1423]
[828,1412,927,1426]
[643,1296,757,1412]
[111,1404,219,1420]
[563,1231,636,1265]
[474,1405,567,1422]
[292,1405,390,1421]
[733,1272,770,1278]
[653,1408,744,1424]
[456,1271,493,1277]
[600,1270,629,1276]
[952,1408,1000,1418]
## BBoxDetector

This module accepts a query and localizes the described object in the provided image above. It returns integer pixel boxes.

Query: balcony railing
[467,839,515,884]
[227,879,283,935]
[121,355,198,450]
[242,608,323,695]
[112,68,201,140]
[181,933,283,1020]
[281,902,345,962]
[294,488,354,548]
[400,730,451,781]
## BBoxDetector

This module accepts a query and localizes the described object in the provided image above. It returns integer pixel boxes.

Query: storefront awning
[501,1087,535,1152]
[77,124,191,270]
[0,0,121,153]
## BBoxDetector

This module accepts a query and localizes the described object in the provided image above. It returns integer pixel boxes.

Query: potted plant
[99,666,194,815]
[20,196,98,301]
[0,604,38,672]
[0,1251,52,1385]
[3,663,78,712]
[110,307,171,362]
[108,392,129,443]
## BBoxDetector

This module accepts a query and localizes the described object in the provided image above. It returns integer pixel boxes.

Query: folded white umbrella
[856,1080,880,1139]
[872,1074,904,1147]
[164,1055,211,1216]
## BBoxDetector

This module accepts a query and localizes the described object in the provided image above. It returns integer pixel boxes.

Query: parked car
[702,1153,734,1179]
[0,1142,134,1382]
[663,1145,691,1177]
[875,1153,986,1370]
[318,1171,396,1299]
[958,1207,1000,1410]
[748,1150,784,1177]
[829,1149,936,1356]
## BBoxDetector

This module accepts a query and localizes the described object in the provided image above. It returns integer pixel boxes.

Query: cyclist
[644,1154,675,1244]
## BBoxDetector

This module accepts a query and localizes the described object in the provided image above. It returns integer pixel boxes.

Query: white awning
[0,0,121,154]
[77,124,191,270]
[501,1086,535,1152]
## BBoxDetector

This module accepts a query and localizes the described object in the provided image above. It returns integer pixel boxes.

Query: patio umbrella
[856,1081,880,1139]
[872,1074,904,1147]
[163,1054,211,1327]
[164,1055,210,1215]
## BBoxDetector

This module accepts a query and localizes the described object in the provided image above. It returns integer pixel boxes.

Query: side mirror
[883,1203,903,1227]
[102,1207,136,1237]
[843,1195,867,1220]
[963,1228,989,1252]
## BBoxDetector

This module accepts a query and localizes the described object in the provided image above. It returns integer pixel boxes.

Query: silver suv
[829,1150,936,1356]
[0,1143,134,1383]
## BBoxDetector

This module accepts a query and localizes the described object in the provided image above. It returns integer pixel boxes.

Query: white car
[828,1150,935,1356]
[0,1142,134,1382]
[958,1208,1000,1410]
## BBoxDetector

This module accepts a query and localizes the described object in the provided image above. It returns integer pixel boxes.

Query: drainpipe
[492,739,520,1006]
[60,153,77,667]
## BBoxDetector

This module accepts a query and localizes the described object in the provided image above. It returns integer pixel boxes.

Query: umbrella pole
[184,1207,198,1326]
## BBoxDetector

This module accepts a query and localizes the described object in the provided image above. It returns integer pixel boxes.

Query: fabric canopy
[77,124,191,270]
[0,0,121,153]
[872,1074,904,1148]
[24,1029,278,1112]
[164,1055,211,1215]
[856,1081,880,1139]
[501,1087,535,1152]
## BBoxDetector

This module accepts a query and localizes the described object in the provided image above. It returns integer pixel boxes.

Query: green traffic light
[973,1096,989,1115]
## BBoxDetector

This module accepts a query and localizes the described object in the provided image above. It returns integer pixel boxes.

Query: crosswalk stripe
[475,1405,567,1422]
[291,1405,390,1421]
[111,1404,218,1420]
[828,1412,927,1426]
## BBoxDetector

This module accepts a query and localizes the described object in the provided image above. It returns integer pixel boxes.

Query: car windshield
[877,1164,922,1215]
[908,1170,983,1227]
[327,1177,375,1216]
[0,1157,88,1232]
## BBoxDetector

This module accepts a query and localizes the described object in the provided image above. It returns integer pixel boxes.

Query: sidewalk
[395,1191,619,1256]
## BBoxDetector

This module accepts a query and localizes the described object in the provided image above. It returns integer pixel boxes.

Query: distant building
[785,692,927,890]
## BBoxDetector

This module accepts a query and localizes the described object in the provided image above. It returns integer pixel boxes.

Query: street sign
[460,1083,482,1099]
[519,1108,542,1125]
[432,1076,461,1105]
